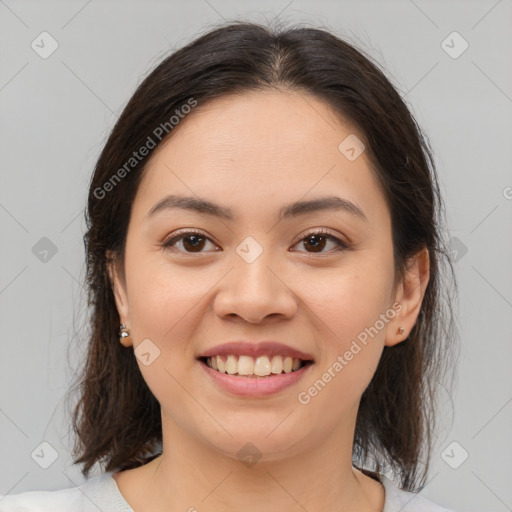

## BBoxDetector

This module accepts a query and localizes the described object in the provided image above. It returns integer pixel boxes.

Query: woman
[1,20,459,511]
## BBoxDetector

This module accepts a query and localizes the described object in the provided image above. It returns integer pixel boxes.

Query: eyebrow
[147,194,368,222]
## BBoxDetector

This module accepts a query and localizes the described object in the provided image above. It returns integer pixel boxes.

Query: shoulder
[0,472,133,512]
[380,475,460,512]
[0,484,80,512]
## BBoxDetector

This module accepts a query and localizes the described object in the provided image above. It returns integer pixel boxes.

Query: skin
[108,90,430,512]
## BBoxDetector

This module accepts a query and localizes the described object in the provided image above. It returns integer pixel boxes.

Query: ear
[385,246,430,347]
[106,250,132,347]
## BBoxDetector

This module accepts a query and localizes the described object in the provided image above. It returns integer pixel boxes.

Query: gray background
[1,1,511,511]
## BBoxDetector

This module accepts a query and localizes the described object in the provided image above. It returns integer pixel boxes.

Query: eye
[291,228,348,254]
[162,228,349,255]
[162,230,219,254]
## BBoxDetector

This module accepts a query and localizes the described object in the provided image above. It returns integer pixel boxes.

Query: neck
[125,412,383,512]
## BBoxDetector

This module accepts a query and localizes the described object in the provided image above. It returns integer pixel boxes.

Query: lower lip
[199,360,313,397]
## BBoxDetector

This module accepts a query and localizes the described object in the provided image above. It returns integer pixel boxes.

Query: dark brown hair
[70,20,458,491]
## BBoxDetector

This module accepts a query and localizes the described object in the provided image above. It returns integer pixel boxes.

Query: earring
[119,324,131,345]
[397,326,405,336]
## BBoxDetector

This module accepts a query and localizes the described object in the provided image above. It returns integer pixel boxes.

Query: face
[109,90,425,462]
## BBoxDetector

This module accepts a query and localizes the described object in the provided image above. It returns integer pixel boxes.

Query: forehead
[134,90,388,227]
[153,90,362,164]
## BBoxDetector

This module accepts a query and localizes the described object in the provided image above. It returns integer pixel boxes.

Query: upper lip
[198,341,315,361]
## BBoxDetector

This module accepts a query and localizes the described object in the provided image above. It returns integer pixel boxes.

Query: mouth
[198,354,314,378]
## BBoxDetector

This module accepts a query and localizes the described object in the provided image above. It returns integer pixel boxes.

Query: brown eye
[181,234,206,252]
[303,234,328,252]
[163,231,219,253]
[163,229,348,255]
[293,230,348,254]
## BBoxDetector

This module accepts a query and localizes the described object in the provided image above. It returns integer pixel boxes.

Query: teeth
[226,355,237,375]
[205,354,305,376]
[254,356,271,376]
[271,355,283,374]
[238,355,254,375]
[283,356,293,373]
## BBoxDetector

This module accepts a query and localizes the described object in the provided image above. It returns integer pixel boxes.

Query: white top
[0,471,459,512]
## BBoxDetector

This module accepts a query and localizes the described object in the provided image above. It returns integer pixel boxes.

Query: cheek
[296,260,394,406]
[123,256,209,420]
[296,280,389,421]
[125,247,213,342]
[302,259,394,343]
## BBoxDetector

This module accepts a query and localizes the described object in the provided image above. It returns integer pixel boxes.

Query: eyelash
[162,228,349,255]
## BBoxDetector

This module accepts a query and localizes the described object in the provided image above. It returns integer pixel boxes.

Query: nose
[213,248,298,324]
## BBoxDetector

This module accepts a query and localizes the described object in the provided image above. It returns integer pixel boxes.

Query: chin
[197,421,313,463]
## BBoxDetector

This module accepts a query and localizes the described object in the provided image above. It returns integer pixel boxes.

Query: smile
[203,354,307,378]
[199,356,314,397]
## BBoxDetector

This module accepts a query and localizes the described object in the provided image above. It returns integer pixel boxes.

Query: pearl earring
[119,324,130,344]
